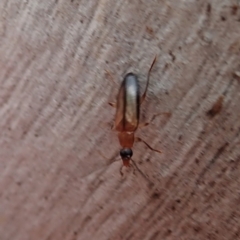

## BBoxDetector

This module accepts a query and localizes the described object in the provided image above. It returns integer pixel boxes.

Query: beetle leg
[135,137,161,153]
[131,158,155,187]
[149,112,171,122]
[138,122,150,129]
[108,102,117,108]
[111,122,116,130]
[146,112,172,125]
[140,56,157,104]
[129,163,136,175]
[119,165,124,176]
[138,112,171,129]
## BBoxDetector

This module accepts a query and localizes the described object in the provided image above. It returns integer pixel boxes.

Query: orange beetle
[111,57,161,174]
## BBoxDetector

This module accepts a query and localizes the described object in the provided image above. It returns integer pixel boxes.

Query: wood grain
[0,0,240,239]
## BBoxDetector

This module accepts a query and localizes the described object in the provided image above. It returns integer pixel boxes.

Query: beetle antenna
[141,56,157,104]
[131,158,154,188]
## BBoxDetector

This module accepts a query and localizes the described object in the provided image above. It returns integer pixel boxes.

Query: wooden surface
[0,0,240,239]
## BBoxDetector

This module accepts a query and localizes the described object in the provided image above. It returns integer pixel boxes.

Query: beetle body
[111,57,161,173]
[115,73,140,132]
[115,73,140,167]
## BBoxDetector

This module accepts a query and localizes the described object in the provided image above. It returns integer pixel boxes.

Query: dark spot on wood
[73,231,78,235]
[207,3,211,14]
[178,134,182,141]
[169,50,176,62]
[221,16,226,21]
[146,26,154,35]
[148,182,155,189]
[234,230,239,237]
[83,215,92,224]
[206,96,224,117]
[151,191,160,199]
[195,158,199,164]
[171,205,176,211]
[208,180,215,187]
[163,63,169,71]
[16,181,22,186]
[217,142,229,155]
[176,199,181,203]
[229,159,235,164]
[233,71,240,81]
[193,226,201,233]
[146,158,150,162]
[221,167,227,173]
[231,5,239,15]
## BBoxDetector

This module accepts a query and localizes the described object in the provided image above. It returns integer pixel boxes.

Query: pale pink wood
[0,1,240,240]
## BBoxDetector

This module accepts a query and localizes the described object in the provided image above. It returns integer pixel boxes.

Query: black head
[120,148,133,166]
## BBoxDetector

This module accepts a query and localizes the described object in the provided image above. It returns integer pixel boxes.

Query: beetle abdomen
[115,73,140,132]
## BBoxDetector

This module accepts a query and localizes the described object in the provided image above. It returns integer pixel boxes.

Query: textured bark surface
[0,0,240,239]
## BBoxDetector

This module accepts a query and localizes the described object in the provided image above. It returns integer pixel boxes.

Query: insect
[109,57,162,175]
